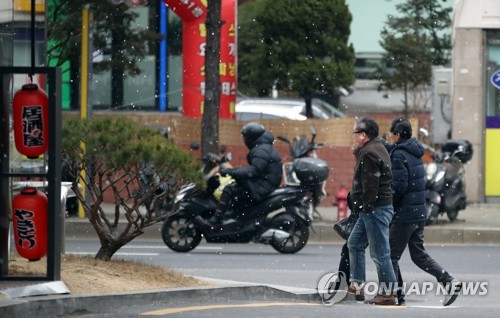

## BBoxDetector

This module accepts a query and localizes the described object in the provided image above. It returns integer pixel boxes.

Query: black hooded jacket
[230,131,283,202]
[389,137,427,223]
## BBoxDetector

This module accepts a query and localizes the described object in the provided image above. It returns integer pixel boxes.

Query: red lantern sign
[12,187,48,261]
[12,83,49,159]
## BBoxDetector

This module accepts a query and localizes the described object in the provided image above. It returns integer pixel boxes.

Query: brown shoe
[347,284,365,301]
[364,293,396,306]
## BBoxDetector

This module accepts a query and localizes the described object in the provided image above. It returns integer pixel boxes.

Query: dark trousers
[328,242,351,291]
[217,183,252,216]
[338,243,350,279]
[390,221,453,302]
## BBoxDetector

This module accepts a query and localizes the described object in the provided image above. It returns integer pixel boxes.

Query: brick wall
[63,112,424,147]
[64,112,427,207]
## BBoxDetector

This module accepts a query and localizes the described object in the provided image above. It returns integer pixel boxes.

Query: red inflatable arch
[162,0,236,119]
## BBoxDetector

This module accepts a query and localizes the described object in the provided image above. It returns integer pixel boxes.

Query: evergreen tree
[378,0,452,115]
[62,117,204,261]
[238,0,355,117]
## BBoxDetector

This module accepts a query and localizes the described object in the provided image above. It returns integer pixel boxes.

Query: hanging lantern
[11,187,48,261]
[12,83,49,159]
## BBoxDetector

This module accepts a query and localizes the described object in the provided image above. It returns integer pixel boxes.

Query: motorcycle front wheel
[161,216,201,252]
[270,216,309,254]
[425,201,440,226]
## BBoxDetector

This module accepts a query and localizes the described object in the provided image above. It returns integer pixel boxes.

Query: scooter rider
[196,122,283,228]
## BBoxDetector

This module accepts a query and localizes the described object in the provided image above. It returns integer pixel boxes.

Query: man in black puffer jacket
[387,117,461,307]
[198,122,283,227]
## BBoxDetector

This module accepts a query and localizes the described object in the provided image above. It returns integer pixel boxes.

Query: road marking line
[122,245,165,249]
[140,302,318,316]
[121,245,224,250]
[193,246,224,250]
[410,306,460,309]
[373,305,408,309]
[67,252,159,256]
[115,252,160,256]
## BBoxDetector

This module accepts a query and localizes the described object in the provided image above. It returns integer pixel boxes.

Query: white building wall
[452,0,500,202]
[452,28,484,203]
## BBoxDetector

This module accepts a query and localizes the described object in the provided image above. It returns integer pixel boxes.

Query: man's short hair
[356,117,379,139]
[390,116,412,139]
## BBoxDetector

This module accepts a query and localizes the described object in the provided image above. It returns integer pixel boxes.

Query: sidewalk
[314,203,500,244]
[65,202,500,244]
[2,203,500,317]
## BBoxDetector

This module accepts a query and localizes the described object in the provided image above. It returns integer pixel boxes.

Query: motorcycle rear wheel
[270,216,309,254]
[161,216,201,252]
[425,201,440,226]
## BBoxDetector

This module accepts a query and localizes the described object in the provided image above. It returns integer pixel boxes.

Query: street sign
[491,70,500,89]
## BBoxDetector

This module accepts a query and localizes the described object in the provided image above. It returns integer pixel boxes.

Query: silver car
[235,98,346,121]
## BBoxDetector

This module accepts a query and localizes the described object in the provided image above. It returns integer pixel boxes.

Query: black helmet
[241,122,266,148]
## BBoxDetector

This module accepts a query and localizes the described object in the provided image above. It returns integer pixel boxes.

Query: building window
[486,31,500,117]
[354,52,394,80]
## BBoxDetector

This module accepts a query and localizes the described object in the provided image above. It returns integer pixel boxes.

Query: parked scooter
[139,140,229,218]
[277,125,328,221]
[425,140,473,225]
[160,150,329,254]
[138,162,174,218]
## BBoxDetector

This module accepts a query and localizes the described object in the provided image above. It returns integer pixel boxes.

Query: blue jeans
[347,205,396,293]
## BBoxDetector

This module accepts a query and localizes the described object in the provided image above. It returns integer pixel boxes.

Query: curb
[424,227,500,244]
[64,219,500,245]
[0,285,342,318]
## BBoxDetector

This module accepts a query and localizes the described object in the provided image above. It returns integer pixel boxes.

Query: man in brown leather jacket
[347,117,397,306]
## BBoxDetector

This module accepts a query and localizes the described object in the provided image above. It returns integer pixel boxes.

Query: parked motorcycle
[425,140,473,225]
[137,127,177,218]
[160,150,329,254]
[277,125,328,221]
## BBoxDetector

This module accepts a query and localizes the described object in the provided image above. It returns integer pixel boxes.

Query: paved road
[64,238,500,317]
[66,239,500,289]
[68,301,500,318]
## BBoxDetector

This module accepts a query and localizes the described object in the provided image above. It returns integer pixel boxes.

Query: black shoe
[397,299,406,306]
[194,216,215,227]
[443,279,462,306]
[194,215,222,230]
[209,214,223,225]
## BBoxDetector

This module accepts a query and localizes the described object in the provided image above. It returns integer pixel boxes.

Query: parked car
[235,98,346,121]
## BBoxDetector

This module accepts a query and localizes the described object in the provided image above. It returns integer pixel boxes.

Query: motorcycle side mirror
[309,125,317,143]
[418,128,429,137]
[309,125,317,136]
[220,145,227,154]
[277,135,291,144]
